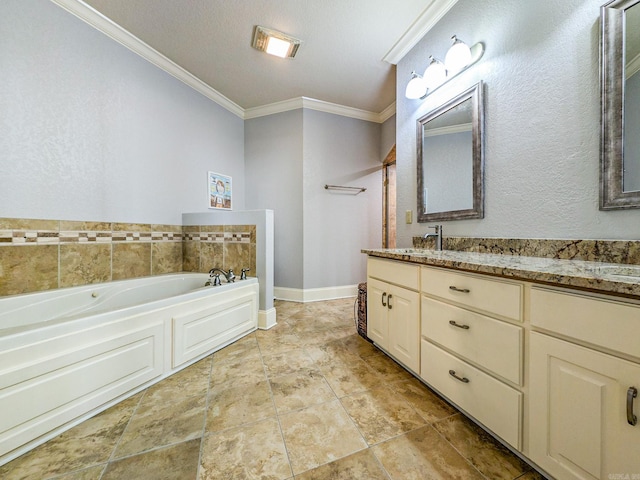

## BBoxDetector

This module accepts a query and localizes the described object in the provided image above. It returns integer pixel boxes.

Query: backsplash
[413,236,640,265]
[0,218,256,297]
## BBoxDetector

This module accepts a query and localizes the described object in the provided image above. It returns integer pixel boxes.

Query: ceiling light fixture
[405,35,484,100]
[252,25,301,59]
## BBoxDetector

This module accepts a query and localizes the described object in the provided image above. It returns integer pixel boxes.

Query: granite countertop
[362,248,640,300]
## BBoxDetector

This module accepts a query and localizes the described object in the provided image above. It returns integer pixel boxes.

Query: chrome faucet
[208,268,235,283]
[423,225,443,251]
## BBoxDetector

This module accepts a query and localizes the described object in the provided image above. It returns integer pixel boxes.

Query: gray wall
[396,0,640,246]
[244,110,304,289]
[0,0,245,225]
[381,114,397,160]
[302,110,382,289]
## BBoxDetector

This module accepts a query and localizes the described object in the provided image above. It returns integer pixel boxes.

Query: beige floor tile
[50,464,106,480]
[256,329,305,355]
[320,359,382,397]
[0,393,142,479]
[304,343,361,368]
[209,351,267,390]
[262,348,317,377]
[113,394,206,458]
[294,448,390,480]
[206,380,276,433]
[269,368,337,414]
[388,377,457,423]
[362,353,413,383]
[340,333,379,357]
[102,439,200,480]
[516,470,547,479]
[432,414,529,480]
[142,355,212,406]
[341,386,426,445]
[213,334,260,365]
[372,425,485,480]
[279,399,367,475]
[200,418,292,480]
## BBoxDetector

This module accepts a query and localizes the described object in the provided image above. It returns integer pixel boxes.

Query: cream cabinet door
[387,284,420,373]
[366,278,389,349]
[529,332,640,480]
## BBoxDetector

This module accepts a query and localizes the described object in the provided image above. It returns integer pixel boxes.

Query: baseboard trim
[258,308,277,330]
[274,285,358,303]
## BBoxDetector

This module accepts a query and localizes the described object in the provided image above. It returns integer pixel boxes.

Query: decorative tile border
[0,229,249,245]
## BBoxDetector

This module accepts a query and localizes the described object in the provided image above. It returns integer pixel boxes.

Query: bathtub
[0,273,259,466]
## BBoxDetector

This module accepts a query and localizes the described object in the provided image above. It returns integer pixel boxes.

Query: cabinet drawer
[421,340,522,450]
[531,287,640,360]
[421,267,522,321]
[421,296,523,385]
[368,258,420,291]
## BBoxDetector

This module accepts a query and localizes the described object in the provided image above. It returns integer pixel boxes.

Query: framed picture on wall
[208,172,232,210]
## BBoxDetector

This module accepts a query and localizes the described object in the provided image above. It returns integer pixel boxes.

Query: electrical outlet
[405,210,413,224]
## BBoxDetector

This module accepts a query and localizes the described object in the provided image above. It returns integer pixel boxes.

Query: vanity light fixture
[405,35,484,99]
[252,25,301,58]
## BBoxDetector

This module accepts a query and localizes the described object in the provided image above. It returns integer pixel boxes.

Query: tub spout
[209,268,235,283]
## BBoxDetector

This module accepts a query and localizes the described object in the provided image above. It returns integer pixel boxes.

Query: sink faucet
[209,268,236,283]
[423,225,443,251]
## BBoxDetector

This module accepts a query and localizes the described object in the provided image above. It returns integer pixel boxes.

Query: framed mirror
[600,0,640,209]
[417,81,484,222]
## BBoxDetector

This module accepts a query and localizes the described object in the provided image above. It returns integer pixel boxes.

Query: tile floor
[1,298,545,480]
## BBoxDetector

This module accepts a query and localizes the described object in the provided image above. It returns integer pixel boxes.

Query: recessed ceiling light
[252,25,301,59]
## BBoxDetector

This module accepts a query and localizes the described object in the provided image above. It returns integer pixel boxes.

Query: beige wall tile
[112,223,151,232]
[60,244,112,288]
[152,242,183,275]
[59,221,112,231]
[0,218,59,231]
[112,243,151,280]
[151,224,182,233]
[182,241,200,272]
[0,245,58,295]
[223,243,252,273]
[199,242,223,273]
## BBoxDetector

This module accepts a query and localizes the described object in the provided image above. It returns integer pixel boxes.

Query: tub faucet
[423,225,443,251]
[209,268,235,283]
[240,268,250,280]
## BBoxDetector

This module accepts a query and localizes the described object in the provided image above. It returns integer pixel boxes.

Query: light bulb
[444,35,472,75]
[423,56,447,91]
[405,71,427,99]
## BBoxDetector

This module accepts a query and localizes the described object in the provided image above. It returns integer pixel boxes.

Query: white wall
[244,111,304,289]
[0,0,245,225]
[302,110,382,289]
[396,0,640,246]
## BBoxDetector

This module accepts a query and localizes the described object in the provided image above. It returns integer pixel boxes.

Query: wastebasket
[355,282,371,342]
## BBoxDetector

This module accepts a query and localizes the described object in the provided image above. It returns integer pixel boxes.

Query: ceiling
[74,0,452,116]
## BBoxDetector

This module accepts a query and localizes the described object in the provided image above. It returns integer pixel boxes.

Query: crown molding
[383,0,459,65]
[50,0,397,123]
[50,0,245,119]
[245,97,395,123]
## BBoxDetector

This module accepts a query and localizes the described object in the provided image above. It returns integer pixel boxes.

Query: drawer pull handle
[382,292,387,307]
[449,370,470,383]
[628,387,638,426]
[387,294,393,309]
[449,320,470,330]
[449,286,470,293]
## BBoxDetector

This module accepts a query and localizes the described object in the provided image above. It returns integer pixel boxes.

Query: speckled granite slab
[362,248,640,300]
[412,237,640,266]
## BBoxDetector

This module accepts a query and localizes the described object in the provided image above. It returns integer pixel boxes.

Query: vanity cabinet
[367,258,420,373]
[420,266,524,450]
[529,287,640,480]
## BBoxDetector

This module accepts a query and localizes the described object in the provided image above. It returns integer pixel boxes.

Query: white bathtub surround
[0,273,258,466]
